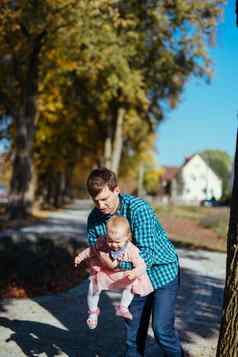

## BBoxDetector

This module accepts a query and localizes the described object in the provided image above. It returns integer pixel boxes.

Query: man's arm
[131,205,157,268]
[118,204,156,271]
[87,214,98,247]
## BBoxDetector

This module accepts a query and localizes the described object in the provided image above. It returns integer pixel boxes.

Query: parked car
[200,197,221,207]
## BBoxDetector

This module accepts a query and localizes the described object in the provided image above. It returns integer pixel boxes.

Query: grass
[158,205,229,238]
[156,205,229,252]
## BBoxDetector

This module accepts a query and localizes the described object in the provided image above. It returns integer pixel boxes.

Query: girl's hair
[87,167,118,198]
[106,216,132,239]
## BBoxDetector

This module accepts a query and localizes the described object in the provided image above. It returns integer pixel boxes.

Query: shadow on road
[0,202,225,356]
[0,266,225,356]
[177,267,224,342]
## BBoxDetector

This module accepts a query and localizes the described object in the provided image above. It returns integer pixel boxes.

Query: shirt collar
[113,194,123,215]
[109,241,128,260]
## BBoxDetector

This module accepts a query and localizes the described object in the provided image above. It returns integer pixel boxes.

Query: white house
[160,154,222,204]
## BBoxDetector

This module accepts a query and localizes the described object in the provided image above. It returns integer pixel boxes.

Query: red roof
[161,166,179,181]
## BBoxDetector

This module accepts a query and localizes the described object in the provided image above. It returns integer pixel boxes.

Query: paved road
[0,200,226,356]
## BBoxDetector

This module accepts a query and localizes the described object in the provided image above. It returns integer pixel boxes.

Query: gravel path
[0,201,226,356]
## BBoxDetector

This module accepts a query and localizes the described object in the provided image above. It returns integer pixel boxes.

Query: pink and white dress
[78,236,153,297]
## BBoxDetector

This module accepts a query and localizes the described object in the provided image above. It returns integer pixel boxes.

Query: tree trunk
[111,107,125,175]
[8,32,46,219]
[138,161,145,196]
[104,123,112,169]
[216,129,238,356]
[8,110,34,219]
[64,164,74,200]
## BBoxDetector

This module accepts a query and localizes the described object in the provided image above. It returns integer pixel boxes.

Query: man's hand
[98,251,118,269]
[126,270,136,281]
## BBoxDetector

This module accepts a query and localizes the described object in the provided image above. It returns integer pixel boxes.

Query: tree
[200,149,232,198]
[216,129,238,356]
[0,0,77,218]
[212,12,238,355]
[1,0,225,213]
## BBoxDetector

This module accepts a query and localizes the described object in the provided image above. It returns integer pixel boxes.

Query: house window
[190,174,196,181]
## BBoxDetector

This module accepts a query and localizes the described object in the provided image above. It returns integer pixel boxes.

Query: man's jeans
[124,275,183,357]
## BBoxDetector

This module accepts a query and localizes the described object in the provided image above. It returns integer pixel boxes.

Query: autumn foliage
[0,0,225,214]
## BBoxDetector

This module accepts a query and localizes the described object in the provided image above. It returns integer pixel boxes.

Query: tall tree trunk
[138,161,145,196]
[64,164,74,199]
[8,108,34,219]
[104,122,112,169]
[216,129,238,356]
[8,32,46,219]
[111,107,125,175]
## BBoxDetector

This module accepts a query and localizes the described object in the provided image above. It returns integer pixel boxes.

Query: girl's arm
[95,236,118,269]
[74,247,96,267]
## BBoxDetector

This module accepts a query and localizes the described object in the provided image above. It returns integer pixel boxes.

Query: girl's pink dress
[79,236,153,297]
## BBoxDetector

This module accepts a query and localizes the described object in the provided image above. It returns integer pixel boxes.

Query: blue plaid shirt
[87,194,179,289]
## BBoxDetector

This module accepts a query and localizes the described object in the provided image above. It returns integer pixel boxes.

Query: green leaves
[0,0,226,202]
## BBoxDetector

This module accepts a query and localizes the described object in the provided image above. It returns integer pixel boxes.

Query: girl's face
[106,226,129,251]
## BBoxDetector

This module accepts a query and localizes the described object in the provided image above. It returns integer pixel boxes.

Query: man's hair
[106,215,131,238]
[87,167,118,197]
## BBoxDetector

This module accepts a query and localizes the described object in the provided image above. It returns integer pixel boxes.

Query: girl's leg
[87,281,101,329]
[116,288,134,320]
[120,288,134,308]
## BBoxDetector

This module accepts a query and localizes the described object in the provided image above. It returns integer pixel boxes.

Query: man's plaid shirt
[87,194,179,289]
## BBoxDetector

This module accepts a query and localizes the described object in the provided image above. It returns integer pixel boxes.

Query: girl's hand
[74,255,82,267]
[127,270,136,280]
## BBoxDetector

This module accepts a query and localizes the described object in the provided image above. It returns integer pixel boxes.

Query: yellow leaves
[47,49,58,62]
[46,49,78,71]
[144,167,164,193]
[57,58,78,71]
[38,85,64,125]
[101,23,112,33]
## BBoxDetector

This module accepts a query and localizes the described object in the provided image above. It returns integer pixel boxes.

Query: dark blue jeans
[124,275,183,357]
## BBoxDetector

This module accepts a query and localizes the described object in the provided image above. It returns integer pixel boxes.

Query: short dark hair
[87,167,118,197]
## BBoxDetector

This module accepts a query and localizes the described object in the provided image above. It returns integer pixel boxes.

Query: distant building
[160,154,222,204]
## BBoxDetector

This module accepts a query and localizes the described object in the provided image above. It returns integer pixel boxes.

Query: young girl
[74,215,153,329]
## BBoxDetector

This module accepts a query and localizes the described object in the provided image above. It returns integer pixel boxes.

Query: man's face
[92,185,120,215]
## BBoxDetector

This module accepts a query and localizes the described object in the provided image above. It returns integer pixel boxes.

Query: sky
[156,0,238,167]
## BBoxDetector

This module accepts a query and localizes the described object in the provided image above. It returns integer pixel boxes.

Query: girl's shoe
[115,305,133,320]
[87,308,100,329]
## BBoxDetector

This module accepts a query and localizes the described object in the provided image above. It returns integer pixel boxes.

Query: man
[86,167,184,357]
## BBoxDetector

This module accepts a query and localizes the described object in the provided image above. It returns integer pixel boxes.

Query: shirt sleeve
[118,205,157,271]
[118,260,133,270]
[87,214,97,247]
[130,205,157,268]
